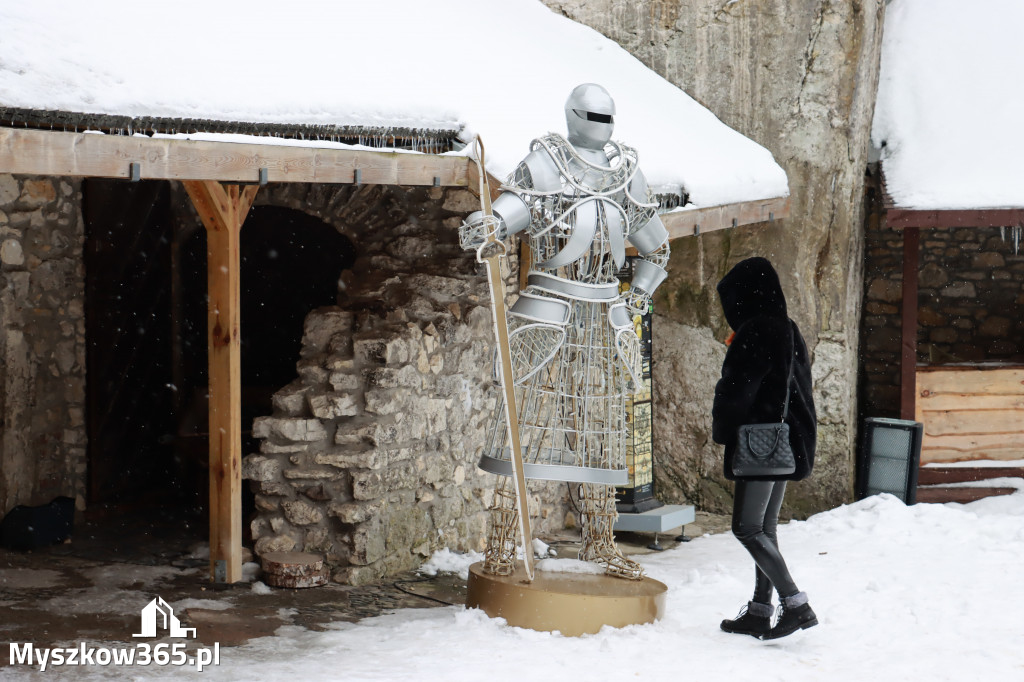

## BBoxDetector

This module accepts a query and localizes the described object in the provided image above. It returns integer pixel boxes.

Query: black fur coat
[712,258,817,481]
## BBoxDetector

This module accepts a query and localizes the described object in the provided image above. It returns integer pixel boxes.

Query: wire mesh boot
[483,478,520,576]
[578,483,643,580]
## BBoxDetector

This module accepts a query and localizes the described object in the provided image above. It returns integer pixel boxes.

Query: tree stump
[260,551,328,588]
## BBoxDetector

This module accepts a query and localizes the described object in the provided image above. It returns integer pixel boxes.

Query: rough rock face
[0,175,87,514]
[543,0,886,514]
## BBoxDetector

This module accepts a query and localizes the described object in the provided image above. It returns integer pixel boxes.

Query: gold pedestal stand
[465,562,667,636]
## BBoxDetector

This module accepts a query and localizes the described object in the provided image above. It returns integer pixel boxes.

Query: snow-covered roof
[0,0,788,209]
[872,0,1024,211]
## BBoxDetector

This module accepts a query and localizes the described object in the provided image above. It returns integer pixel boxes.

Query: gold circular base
[465,562,666,636]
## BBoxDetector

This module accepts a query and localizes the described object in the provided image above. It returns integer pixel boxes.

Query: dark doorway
[83,179,177,506]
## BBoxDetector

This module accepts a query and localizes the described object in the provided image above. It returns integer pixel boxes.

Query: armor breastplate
[514,134,643,283]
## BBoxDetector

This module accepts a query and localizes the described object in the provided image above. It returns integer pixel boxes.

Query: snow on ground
[24,491,1023,681]
[0,0,788,207]
[872,0,1024,209]
[417,547,485,581]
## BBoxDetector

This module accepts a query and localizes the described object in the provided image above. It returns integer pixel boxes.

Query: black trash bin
[857,418,924,504]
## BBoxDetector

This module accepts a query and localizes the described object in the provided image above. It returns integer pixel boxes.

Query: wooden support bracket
[182,180,259,584]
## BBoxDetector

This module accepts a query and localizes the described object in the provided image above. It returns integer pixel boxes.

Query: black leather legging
[732,480,798,602]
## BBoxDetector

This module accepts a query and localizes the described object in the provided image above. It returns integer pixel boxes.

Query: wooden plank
[660,195,790,240]
[917,367,1024,396]
[915,486,1017,504]
[918,467,1024,485]
[920,409,1024,437]
[183,179,251,584]
[886,207,1024,230]
[900,227,919,420]
[916,393,1024,411]
[0,126,470,186]
[919,431,1024,460]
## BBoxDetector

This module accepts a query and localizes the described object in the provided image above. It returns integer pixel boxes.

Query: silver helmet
[564,83,615,150]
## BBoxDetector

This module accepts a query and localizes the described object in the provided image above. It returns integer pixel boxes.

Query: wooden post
[183,180,258,583]
[900,227,920,421]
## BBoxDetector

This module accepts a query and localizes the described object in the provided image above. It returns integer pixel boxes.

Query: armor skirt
[478,274,638,485]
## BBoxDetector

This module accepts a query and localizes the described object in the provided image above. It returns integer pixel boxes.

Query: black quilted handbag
[732,327,797,478]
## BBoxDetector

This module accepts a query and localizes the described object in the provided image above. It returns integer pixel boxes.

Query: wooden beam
[886,207,1024,230]
[0,126,470,187]
[900,227,920,421]
[660,195,790,240]
[183,179,254,584]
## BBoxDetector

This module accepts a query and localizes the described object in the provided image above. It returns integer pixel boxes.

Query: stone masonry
[860,183,1024,418]
[0,174,87,514]
[243,183,571,585]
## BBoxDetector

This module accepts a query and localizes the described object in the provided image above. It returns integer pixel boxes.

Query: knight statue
[460,83,671,580]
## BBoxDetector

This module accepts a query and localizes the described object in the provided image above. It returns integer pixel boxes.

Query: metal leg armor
[578,483,643,580]
[483,477,520,576]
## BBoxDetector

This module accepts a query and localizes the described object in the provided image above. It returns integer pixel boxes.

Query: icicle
[1014,225,1021,255]
[1000,225,1005,242]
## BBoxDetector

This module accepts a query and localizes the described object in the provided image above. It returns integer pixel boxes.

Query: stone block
[259,441,309,454]
[354,338,386,365]
[242,454,280,482]
[1,239,24,266]
[364,388,403,415]
[366,366,422,389]
[329,500,384,525]
[351,524,386,565]
[258,481,292,496]
[325,354,355,371]
[282,468,341,481]
[308,392,360,419]
[20,179,56,207]
[352,470,384,500]
[255,535,297,556]
[941,282,976,298]
[272,384,310,416]
[282,500,324,525]
[328,371,360,391]
[0,175,18,204]
[314,450,380,469]
[301,307,353,354]
[296,359,330,385]
[253,417,327,442]
[332,563,385,586]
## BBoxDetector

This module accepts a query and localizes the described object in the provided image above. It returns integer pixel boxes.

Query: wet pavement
[0,510,728,667]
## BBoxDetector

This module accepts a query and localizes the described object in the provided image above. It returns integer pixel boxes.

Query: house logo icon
[133,596,197,638]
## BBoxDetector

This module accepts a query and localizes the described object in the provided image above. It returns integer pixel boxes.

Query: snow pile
[251,581,273,596]
[417,548,485,581]
[0,0,787,208]
[56,490,1024,680]
[872,0,1024,209]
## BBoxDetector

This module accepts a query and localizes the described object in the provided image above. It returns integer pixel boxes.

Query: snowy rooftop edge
[0,0,788,209]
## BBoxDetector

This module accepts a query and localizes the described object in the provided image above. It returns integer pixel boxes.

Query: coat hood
[717,257,788,331]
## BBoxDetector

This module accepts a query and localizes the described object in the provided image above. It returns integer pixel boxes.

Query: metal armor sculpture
[460,84,670,580]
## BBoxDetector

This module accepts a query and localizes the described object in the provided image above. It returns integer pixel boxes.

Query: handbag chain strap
[780,321,796,424]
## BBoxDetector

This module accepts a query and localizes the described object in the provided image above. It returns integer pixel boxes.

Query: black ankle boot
[720,600,772,638]
[762,592,817,640]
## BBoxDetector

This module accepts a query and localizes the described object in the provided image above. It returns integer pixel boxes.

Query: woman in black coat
[712,257,818,640]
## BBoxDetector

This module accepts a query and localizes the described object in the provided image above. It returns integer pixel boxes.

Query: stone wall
[542,0,886,515]
[861,195,1024,418]
[242,183,571,585]
[0,175,87,514]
